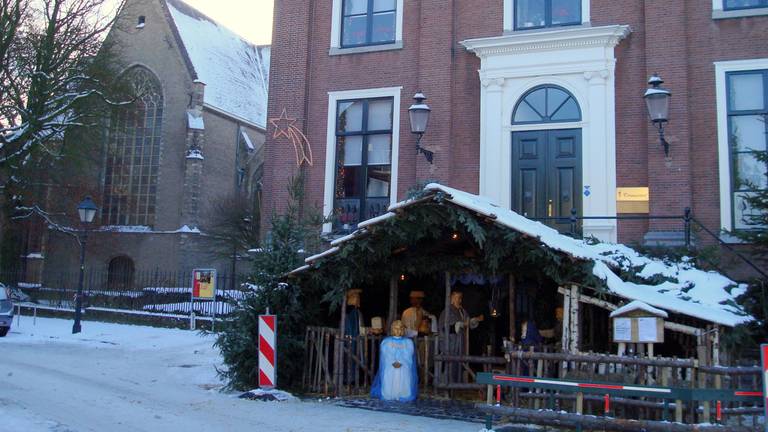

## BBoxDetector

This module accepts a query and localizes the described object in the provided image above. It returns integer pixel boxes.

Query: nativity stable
[290,184,751,406]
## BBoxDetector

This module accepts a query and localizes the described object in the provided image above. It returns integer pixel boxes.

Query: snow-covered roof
[296,183,751,327]
[166,0,270,128]
[610,300,669,319]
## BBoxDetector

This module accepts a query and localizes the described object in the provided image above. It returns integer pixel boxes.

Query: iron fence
[0,269,252,318]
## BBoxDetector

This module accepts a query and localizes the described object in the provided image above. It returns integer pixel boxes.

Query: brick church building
[15,0,269,283]
[262,0,768,254]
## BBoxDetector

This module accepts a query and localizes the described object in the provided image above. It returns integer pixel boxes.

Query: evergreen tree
[730,149,768,356]
[214,174,327,390]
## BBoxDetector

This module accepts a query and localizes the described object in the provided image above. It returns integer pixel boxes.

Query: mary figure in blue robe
[371,320,418,402]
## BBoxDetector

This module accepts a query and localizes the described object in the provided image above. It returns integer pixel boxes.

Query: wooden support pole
[561,287,571,352]
[387,275,398,327]
[334,290,348,396]
[576,392,584,415]
[443,272,451,388]
[509,274,516,343]
[570,285,580,353]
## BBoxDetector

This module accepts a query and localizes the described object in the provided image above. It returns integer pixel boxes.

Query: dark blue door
[511,129,582,232]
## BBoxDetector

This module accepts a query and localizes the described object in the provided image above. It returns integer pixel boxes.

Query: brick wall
[263,0,768,244]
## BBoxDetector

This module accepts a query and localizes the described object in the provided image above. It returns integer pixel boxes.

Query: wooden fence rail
[302,328,762,427]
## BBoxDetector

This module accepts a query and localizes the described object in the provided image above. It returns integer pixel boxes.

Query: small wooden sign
[612,317,665,343]
[611,301,666,343]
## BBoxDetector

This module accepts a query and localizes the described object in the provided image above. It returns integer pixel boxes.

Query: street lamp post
[72,196,98,334]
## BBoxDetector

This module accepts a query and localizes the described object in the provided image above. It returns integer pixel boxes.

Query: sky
[181,0,274,45]
[107,0,274,45]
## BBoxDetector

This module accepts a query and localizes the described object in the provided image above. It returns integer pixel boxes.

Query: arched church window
[103,67,163,227]
[512,85,581,124]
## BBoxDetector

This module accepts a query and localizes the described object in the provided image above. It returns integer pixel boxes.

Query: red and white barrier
[259,315,277,389]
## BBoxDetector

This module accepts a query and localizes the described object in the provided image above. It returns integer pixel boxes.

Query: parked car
[0,284,13,337]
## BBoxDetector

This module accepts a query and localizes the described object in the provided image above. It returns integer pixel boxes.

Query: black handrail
[529,207,766,281]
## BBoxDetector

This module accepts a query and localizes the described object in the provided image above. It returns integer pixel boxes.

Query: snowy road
[1,317,478,432]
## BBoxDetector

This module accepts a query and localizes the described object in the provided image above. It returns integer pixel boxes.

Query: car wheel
[0,327,8,337]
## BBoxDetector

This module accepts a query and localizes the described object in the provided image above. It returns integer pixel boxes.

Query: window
[726,70,768,230]
[103,67,162,227]
[515,0,581,30]
[513,85,581,124]
[341,0,396,47]
[334,97,393,231]
[724,0,768,10]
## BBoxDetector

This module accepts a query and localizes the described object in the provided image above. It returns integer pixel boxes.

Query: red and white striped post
[258,314,277,389]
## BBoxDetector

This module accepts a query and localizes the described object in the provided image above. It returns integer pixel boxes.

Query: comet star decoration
[270,108,313,166]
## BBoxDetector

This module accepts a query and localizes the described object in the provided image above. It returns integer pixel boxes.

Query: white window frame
[503,0,590,32]
[714,58,768,233]
[330,0,404,55]
[712,0,768,19]
[323,87,402,234]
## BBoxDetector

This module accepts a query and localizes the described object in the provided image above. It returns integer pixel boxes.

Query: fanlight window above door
[513,85,582,124]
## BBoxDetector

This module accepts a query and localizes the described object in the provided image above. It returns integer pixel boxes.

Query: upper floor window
[515,0,581,30]
[103,67,163,227]
[341,0,396,47]
[724,0,768,10]
[726,70,767,230]
[334,97,393,231]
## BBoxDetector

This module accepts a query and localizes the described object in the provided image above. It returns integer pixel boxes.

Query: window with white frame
[724,0,768,10]
[341,0,396,48]
[333,97,393,231]
[515,0,581,30]
[726,70,768,230]
[330,0,403,52]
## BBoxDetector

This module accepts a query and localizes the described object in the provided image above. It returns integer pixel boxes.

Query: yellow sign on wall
[616,187,650,214]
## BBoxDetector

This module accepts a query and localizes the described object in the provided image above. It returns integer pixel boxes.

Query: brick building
[16,0,270,283]
[262,0,768,249]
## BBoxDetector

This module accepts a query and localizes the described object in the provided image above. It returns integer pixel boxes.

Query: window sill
[329,41,403,56]
[712,7,768,19]
[503,22,591,35]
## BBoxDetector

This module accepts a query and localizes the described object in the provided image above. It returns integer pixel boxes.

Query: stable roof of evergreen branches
[292,184,750,327]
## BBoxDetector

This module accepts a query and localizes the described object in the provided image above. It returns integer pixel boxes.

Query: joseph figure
[438,291,483,382]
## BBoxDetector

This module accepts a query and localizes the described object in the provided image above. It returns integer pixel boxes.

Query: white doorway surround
[462,25,630,243]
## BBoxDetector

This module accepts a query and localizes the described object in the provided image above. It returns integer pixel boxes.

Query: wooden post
[570,285,580,353]
[387,275,398,327]
[698,330,710,424]
[443,272,451,388]
[561,287,571,352]
[508,274,516,343]
[560,287,571,378]
[334,290,348,396]
[576,392,584,415]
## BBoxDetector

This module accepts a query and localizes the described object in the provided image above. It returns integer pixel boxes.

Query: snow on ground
[0,317,478,432]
